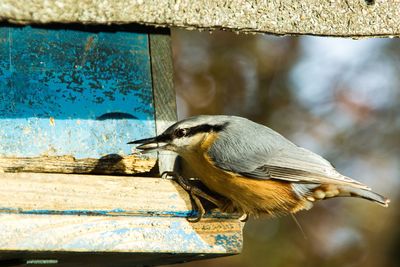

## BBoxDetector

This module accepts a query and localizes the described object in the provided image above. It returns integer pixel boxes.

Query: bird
[128,115,389,221]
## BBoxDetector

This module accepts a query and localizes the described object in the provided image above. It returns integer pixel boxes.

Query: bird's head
[128,115,230,155]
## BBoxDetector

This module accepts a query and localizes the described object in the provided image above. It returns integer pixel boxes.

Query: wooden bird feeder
[1,0,398,266]
[0,20,242,267]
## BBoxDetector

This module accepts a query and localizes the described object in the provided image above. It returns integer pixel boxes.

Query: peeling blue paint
[0,207,194,217]
[215,233,243,253]
[0,207,237,219]
[0,212,243,254]
[0,26,155,158]
[168,221,213,250]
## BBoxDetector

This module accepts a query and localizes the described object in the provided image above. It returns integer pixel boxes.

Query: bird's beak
[127,135,169,153]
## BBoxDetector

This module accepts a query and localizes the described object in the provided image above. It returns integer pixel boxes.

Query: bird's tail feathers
[337,185,390,207]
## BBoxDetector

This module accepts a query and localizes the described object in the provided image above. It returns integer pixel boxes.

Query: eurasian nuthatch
[129,115,389,221]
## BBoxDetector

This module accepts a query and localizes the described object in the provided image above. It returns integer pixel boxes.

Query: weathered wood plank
[0,172,236,218]
[0,1,399,37]
[149,30,177,126]
[149,30,178,174]
[0,172,243,261]
[0,155,156,174]
[0,214,242,254]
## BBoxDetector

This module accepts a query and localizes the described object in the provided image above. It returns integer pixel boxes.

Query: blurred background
[167,29,399,267]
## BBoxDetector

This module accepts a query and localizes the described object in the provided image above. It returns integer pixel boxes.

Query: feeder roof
[0,0,399,37]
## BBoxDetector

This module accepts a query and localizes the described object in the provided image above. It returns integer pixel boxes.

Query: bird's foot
[161,171,223,222]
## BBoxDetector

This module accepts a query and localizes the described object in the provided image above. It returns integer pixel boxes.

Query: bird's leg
[161,171,222,207]
[161,171,223,222]
[187,187,206,222]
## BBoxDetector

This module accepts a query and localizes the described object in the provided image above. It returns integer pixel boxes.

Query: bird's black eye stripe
[181,123,228,137]
[172,123,228,139]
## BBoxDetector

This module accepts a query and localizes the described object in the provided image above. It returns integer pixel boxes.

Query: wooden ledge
[0,155,156,175]
[0,172,243,265]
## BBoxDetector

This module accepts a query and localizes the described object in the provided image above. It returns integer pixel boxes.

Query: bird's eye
[175,128,187,138]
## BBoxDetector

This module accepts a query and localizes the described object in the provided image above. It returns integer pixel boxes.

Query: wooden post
[149,29,178,174]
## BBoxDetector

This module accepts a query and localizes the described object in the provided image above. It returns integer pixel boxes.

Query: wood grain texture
[0,172,243,262]
[0,214,242,254]
[0,172,240,218]
[0,173,189,215]
[0,154,156,174]
[149,31,178,174]
[149,31,177,125]
[0,0,399,37]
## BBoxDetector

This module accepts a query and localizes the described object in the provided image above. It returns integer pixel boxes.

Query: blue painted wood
[0,26,155,158]
[0,174,243,256]
[0,214,243,254]
[0,207,236,219]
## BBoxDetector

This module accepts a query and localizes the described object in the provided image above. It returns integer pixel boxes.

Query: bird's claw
[239,213,249,222]
[160,171,224,222]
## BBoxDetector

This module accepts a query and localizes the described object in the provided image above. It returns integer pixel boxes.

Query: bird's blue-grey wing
[207,121,368,189]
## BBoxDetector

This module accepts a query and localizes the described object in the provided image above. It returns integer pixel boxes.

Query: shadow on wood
[0,154,157,175]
